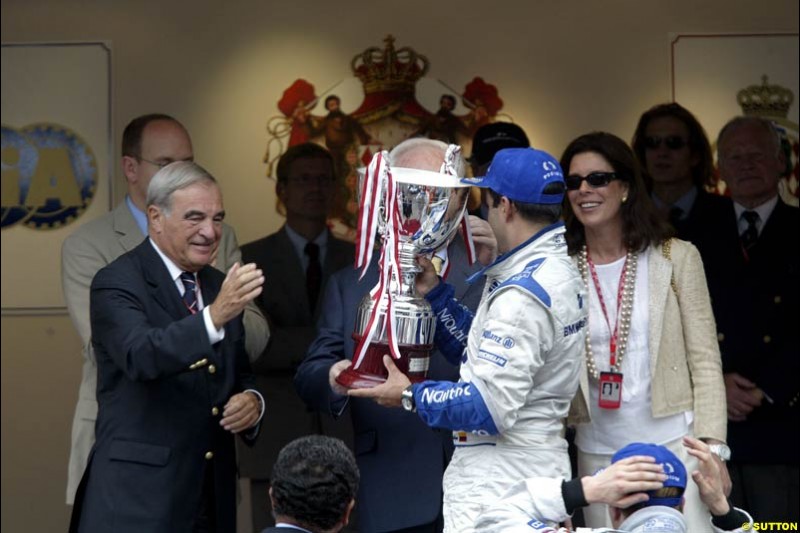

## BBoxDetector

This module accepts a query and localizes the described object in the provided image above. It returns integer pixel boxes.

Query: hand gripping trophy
[335,145,474,388]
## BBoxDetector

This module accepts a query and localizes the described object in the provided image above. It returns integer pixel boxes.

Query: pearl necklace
[577,245,638,380]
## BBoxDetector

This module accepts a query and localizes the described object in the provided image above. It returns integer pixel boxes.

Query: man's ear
[341,498,356,527]
[501,197,515,221]
[148,205,163,234]
[122,155,138,183]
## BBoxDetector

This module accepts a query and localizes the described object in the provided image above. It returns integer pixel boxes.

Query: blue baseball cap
[462,147,565,204]
[612,443,687,508]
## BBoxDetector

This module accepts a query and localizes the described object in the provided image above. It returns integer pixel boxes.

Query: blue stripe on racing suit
[413,380,499,435]
[425,281,474,365]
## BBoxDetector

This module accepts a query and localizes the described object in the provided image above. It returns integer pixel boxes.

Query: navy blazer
[294,239,483,532]
[701,199,799,464]
[70,239,258,533]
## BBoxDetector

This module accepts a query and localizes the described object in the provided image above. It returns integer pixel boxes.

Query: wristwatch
[401,385,416,412]
[708,443,731,462]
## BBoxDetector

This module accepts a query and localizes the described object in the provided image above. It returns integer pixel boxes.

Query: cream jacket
[568,239,727,443]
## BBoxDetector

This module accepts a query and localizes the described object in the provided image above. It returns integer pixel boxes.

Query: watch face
[710,444,731,460]
[401,396,412,410]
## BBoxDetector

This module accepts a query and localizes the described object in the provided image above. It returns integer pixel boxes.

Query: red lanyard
[586,251,629,368]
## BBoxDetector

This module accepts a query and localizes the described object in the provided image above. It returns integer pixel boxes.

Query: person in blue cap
[475,436,755,532]
[350,147,587,532]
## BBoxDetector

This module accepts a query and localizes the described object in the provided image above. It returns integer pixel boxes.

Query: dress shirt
[651,186,698,222]
[734,195,778,237]
[284,223,328,271]
[126,195,149,236]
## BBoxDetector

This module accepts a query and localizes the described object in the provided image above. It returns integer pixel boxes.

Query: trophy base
[335,336,434,390]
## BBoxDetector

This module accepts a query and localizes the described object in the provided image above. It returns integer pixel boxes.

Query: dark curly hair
[270,436,359,531]
[560,132,671,255]
[631,102,714,190]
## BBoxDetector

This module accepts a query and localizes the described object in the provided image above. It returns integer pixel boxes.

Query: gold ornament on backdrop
[263,35,513,241]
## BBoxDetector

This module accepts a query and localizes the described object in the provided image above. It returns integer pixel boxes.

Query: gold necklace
[577,245,638,380]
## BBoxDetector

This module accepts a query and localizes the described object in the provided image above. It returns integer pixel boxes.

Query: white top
[576,252,690,454]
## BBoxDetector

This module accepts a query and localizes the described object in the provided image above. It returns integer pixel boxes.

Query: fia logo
[1,124,97,230]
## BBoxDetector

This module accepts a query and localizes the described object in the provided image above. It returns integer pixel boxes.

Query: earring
[621,195,628,204]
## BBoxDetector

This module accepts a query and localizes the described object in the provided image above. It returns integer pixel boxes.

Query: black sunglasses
[565,172,618,191]
[644,135,688,150]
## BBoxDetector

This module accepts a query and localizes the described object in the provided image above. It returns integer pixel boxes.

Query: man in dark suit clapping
[70,161,265,533]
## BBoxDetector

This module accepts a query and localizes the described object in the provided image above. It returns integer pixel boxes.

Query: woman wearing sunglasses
[631,102,732,246]
[560,132,727,531]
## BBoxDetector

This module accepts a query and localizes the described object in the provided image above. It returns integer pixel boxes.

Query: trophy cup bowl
[336,167,471,389]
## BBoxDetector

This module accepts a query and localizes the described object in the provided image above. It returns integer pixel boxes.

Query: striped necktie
[180,271,198,314]
[740,210,760,252]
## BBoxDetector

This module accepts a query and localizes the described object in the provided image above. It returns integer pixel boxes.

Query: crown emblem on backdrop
[737,75,794,118]
[351,35,429,94]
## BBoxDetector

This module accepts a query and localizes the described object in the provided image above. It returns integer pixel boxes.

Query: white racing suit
[411,222,587,532]
[473,476,755,533]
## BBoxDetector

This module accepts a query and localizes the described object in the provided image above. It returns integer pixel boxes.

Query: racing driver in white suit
[350,147,588,532]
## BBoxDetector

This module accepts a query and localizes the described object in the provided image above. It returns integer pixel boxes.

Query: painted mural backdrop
[264,35,510,241]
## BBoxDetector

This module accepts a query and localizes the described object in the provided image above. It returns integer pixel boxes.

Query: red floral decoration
[278,79,317,117]
[462,77,503,116]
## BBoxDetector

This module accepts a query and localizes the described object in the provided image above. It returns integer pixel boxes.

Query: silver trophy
[336,149,472,389]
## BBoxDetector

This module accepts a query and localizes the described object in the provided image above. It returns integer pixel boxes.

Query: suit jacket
[671,189,733,251]
[61,201,268,503]
[700,199,799,464]
[237,226,355,479]
[294,238,484,532]
[569,240,727,443]
[69,239,258,533]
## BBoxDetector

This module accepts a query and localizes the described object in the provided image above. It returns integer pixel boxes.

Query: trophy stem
[394,245,420,298]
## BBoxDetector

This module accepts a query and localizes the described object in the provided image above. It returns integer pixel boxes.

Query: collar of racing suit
[466,221,568,285]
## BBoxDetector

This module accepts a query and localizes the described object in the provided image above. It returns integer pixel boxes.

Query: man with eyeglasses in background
[702,116,799,524]
[61,113,269,506]
[237,142,356,532]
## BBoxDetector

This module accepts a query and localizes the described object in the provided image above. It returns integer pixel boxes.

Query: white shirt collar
[149,238,192,283]
[284,223,328,268]
[733,195,779,236]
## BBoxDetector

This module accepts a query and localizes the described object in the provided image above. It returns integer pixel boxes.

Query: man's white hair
[147,160,217,215]
[389,138,466,177]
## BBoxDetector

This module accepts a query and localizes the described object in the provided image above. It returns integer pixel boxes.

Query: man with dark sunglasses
[631,103,731,246]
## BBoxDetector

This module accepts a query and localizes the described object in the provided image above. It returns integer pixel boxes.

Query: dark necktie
[740,210,760,251]
[180,271,198,314]
[305,242,322,313]
[668,207,684,231]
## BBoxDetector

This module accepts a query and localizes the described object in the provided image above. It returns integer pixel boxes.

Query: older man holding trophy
[350,147,587,532]
[295,138,491,532]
